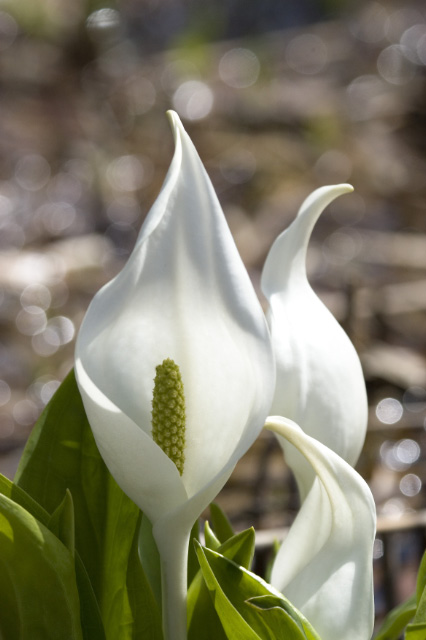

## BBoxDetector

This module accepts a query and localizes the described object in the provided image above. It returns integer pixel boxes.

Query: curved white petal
[261,185,367,498]
[75,111,274,526]
[266,416,376,640]
[75,359,187,524]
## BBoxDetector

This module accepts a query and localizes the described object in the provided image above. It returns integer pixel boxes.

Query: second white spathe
[261,185,368,499]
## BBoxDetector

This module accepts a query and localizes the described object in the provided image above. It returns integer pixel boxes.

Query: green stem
[153,520,190,640]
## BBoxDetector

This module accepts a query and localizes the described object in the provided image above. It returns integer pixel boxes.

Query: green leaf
[126,512,163,640]
[416,550,426,606]
[218,527,255,571]
[415,586,426,623]
[188,570,227,640]
[48,489,75,556]
[410,581,426,629]
[264,539,280,584]
[246,596,309,640]
[187,518,200,588]
[404,549,426,639]
[194,542,320,640]
[194,542,261,640]
[405,622,426,640]
[0,472,48,523]
[373,594,416,640]
[139,514,162,610]
[247,595,321,640]
[0,472,106,640]
[209,502,234,543]
[0,493,83,639]
[204,520,221,550]
[14,369,161,640]
[74,558,107,640]
[187,527,256,640]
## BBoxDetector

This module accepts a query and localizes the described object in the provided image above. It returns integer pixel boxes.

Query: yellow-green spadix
[75,111,275,640]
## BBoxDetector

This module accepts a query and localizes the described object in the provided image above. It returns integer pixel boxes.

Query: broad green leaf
[405,622,426,639]
[210,502,234,543]
[246,596,308,640]
[194,541,261,640]
[195,542,319,640]
[0,493,83,639]
[0,472,48,523]
[373,594,416,640]
[14,369,161,640]
[0,472,106,640]
[188,527,256,640]
[48,489,75,556]
[247,595,321,640]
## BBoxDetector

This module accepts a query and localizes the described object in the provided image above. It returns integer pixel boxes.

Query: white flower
[266,416,376,640]
[75,111,274,640]
[261,185,368,498]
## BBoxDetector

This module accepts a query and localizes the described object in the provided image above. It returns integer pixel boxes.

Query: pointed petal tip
[261,183,356,297]
[166,109,178,124]
[332,182,354,195]
[296,182,354,221]
[166,110,184,140]
[307,182,354,203]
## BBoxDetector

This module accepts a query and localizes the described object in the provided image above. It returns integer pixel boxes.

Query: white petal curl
[261,185,368,498]
[75,111,275,527]
[266,416,376,640]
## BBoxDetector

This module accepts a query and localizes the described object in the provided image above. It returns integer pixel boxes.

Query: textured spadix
[75,111,274,640]
[266,416,376,640]
[261,185,368,498]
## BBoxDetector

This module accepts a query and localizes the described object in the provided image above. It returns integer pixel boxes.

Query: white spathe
[75,111,274,527]
[75,111,275,640]
[261,185,368,498]
[266,416,376,640]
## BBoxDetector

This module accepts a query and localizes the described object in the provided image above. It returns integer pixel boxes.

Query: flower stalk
[154,522,190,640]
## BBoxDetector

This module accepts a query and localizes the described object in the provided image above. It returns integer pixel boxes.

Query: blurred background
[0,0,425,626]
